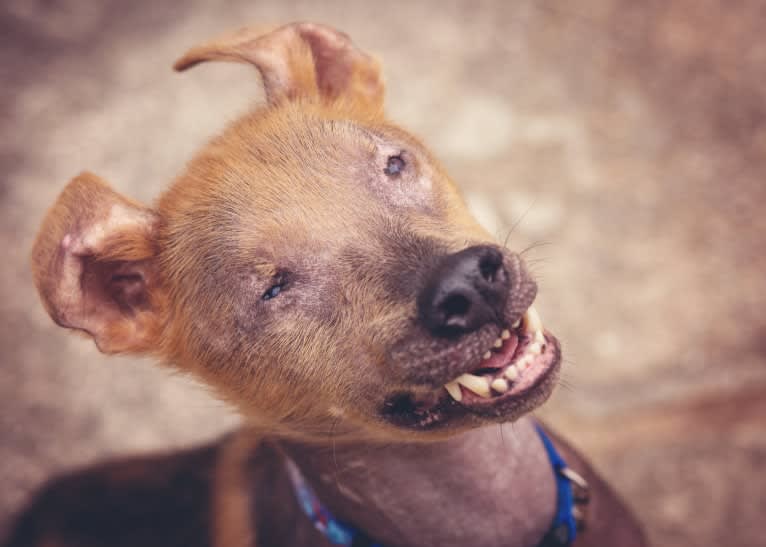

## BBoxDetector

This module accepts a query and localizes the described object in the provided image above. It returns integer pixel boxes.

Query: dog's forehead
[162,105,452,255]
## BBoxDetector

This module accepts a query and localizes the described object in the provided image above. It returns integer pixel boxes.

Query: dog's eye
[384,154,406,177]
[262,282,285,301]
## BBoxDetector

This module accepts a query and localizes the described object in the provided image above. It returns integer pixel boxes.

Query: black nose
[417,245,510,337]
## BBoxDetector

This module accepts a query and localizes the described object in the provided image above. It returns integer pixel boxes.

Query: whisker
[557,377,577,393]
[502,199,538,249]
[519,240,553,256]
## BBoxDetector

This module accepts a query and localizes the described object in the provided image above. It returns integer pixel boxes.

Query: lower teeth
[490,378,509,393]
[504,365,519,380]
[444,381,462,402]
[442,306,546,401]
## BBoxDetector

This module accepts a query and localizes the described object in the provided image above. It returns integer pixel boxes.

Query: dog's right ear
[31,173,165,355]
[173,22,384,113]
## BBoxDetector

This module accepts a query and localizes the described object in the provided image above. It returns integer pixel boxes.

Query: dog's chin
[380,306,562,432]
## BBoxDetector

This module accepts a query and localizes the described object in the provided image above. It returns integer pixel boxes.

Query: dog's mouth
[381,305,561,430]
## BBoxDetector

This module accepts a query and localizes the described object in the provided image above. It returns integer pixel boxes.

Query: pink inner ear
[111,271,148,313]
[300,31,353,98]
[81,257,152,319]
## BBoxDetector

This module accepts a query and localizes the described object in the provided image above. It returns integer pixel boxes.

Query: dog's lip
[380,305,561,430]
[441,305,548,401]
[450,330,560,410]
[380,337,560,430]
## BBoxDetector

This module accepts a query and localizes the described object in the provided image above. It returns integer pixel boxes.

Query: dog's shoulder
[3,438,226,547]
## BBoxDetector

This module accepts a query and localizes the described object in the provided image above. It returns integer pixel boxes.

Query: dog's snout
[417,245,509,337]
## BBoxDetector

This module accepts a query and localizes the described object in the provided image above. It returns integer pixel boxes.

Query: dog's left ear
[174,22,384,112]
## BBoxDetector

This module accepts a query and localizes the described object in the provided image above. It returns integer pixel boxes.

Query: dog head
[31,23,560,442]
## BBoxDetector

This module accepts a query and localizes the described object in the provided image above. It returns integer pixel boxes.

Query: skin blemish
[384,155,406,177]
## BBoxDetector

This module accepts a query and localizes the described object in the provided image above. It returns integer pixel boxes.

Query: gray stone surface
[1,1,764,545]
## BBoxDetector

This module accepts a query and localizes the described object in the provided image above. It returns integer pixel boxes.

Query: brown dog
[6,23,647,547]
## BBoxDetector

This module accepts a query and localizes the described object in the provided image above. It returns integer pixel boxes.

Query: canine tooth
[501,329,511,340]
[511,319,521,329]
[444,381,462,402]
[482,350,492,360]
[504,365,519,380]
[517,356,530,371]
[528,342,542,355]
[456,374,491,398]
[524,306,543,334]
[534,330,545,344]
[493,338,503,348]
[491,378,509,393]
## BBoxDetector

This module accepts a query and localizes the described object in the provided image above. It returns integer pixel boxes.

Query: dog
[6,23,647,547]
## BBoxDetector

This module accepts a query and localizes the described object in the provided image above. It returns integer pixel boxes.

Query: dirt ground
[1,1,764,546]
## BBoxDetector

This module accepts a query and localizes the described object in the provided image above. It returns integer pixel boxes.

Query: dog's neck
[281,416,556,547]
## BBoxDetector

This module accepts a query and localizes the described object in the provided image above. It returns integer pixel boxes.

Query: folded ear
[173,22,384,112]
[31,172,165,354]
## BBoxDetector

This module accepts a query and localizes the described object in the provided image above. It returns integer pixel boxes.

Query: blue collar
[285,424,589,547]
[533,424,589,546]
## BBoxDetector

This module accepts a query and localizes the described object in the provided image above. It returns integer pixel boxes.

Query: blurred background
[1,1,765,545]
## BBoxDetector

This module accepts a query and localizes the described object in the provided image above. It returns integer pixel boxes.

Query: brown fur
[4,442,219,547]
[11,22,646,547]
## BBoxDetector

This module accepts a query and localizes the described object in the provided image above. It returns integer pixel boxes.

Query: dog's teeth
[534,330,545,344]
[493,338,503,348]
[456,374,491,398]
[517,356,531,371]
[523,306,543,334]
[528,342,542,355]
[511,319,521,329]
[491,378,509,393]
[504,365,519,380]
[444,381,463,402]
[501,329,511,340]
[482,350,492,360]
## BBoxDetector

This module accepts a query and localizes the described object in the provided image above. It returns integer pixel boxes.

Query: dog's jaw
[379,303,561,432]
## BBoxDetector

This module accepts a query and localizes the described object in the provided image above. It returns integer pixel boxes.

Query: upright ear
[173,22,384,112]
[31,173,164,354]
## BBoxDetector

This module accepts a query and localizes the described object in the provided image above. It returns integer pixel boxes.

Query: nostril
[441,293,471,326]
[479,252,503,283]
